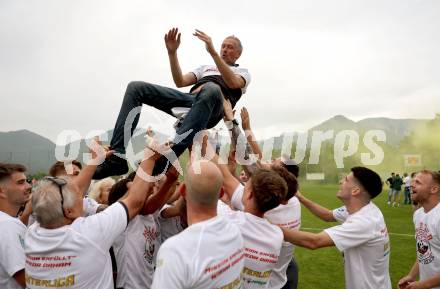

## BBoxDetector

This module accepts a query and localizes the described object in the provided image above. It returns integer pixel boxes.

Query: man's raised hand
[240,107,251,131]
[193,29,216,55]
[89,137,114,165]
[165,27,181,54]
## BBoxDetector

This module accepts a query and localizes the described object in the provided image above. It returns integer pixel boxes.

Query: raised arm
[296,191,336,222]
[193,30,245,89]
[73,138,114,196]
[120,145,164,221]
[223,100,258,176]
[240,107,263,160]
[140,167,179,215]
[211,152,241,202]
[165,28,197,88]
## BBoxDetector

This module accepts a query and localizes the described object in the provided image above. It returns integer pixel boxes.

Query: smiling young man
[282,167,391,289]
[0,163,32,289]
[93,28,251,179]
[399,170,440,289]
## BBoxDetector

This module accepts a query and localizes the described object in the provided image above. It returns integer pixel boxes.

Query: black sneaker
[92,154,128,180]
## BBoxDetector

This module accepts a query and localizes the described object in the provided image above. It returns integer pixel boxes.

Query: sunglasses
[43,177,68,218]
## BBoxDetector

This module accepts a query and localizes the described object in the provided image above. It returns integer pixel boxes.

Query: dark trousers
[281,258,299,289]
[110,81,224,174]
[404,187,411,204]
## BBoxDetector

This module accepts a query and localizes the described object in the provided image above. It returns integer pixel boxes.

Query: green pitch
[295,183,416,289]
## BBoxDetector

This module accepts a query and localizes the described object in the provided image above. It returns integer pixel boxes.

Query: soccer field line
[301,227,414,237]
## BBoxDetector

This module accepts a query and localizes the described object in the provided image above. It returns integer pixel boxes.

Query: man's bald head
[185,162,223,207]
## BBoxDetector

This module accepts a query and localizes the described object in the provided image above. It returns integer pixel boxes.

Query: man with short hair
[49,160,105,216]
[282,167,391,289]
[213,148,287,289]
[386,172,395,205]
[24,145,161,289]
[0,163,31,289]
[152,162,244,289]
[93,27,251,179]
[49,160,82,178]
[398,170,440,289]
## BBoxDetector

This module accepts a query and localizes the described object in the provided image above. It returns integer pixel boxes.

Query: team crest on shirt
[416,222,434,264]
[143,225,157,264]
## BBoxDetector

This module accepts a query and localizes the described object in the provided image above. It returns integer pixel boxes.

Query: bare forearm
[141,177,178,215]
[73,164,96,196]
[244,129,262,160]
[283,228,333,250]
[227,122,257,176]
[408,261,419,279]
[298,195,336,222]
[422,273,440,289]
[210,52,243,89]
[168,52,185,87]
[123,159,155,220]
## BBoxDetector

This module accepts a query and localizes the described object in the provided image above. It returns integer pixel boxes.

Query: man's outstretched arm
[165,28,197,88]
[282,228,334,250]
[296,191,336,222]
[193,29,245,89]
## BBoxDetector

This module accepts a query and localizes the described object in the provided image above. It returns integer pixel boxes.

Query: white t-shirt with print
[112,214,159,289]
[151,215,244,289]
[192,65,252,93]
[0,211,26,289]
[325,203,391,289]
[25,202,128,289]
[264,196,301,289]
[229,184,284,289]
[413,203,440,288]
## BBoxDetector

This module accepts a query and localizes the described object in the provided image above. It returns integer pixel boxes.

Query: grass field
[295,183,416,289]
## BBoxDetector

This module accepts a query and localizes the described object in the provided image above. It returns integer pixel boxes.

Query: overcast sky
[1,0,439,144]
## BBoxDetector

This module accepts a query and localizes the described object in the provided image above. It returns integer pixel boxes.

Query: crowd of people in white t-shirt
[1,108,440,289]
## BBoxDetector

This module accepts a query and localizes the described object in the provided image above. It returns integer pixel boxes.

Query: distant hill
[269,115,428,150]
[0,115,430,173]
[0,130,57,173]
[311,115,427,145]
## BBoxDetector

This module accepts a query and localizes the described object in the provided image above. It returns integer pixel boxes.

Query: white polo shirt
[413,203,440,288]
[192,65,252,94]
[0,211,26,289]
[325,203,391,289]
[25,202,128,289]
[152,215,244,289]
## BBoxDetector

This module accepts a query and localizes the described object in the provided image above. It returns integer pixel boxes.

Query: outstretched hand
[193,29,216,55]
[144,139,172,162]
[165,27,181,54]
[89,137,114,165]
